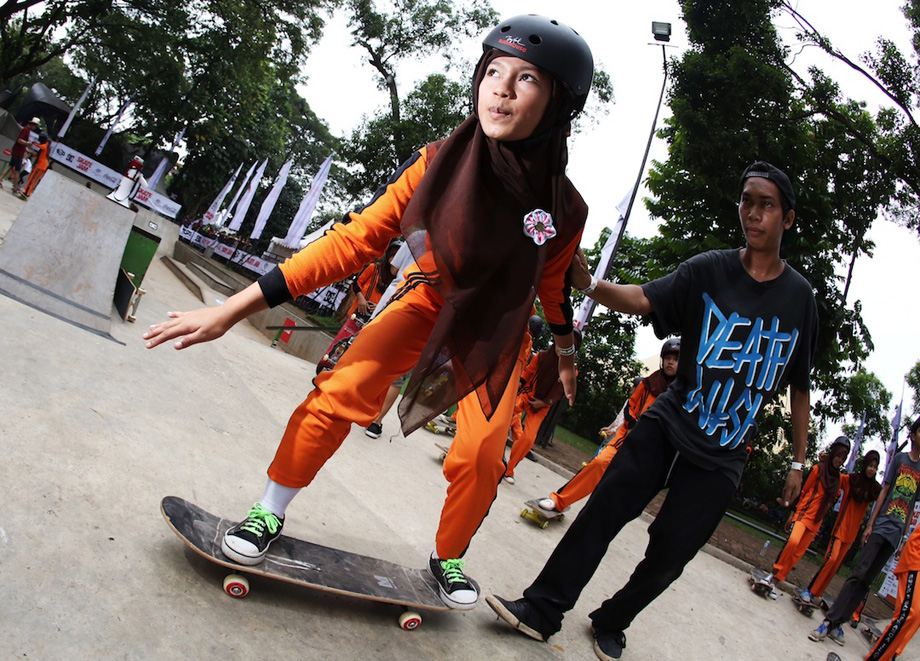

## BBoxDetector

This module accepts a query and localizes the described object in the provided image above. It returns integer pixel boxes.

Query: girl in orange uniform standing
[145,15,594,611]
[802,450,881,606]
[866,522,920,660]
[759,436,850,595]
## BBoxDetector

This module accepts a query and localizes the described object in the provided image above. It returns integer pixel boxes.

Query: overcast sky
[300,0,920,449]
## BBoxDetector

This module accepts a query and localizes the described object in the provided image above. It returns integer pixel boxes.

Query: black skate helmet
[830,435,851,454]
[528,315,544,339]
[660,337,681,357]
[481,14,594,119]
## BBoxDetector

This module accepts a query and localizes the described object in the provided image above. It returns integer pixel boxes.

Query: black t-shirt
[641,249,818,486]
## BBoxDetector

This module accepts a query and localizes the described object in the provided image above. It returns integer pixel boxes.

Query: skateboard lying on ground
[161,496,453,630]
[748,568,775,599]
[424,414,457,437]
[792,587,816,616]
[434,442,451,462]
[861,617,884,644]
[520,499,565,530]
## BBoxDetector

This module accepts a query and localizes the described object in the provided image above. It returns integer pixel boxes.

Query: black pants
[523,416,735,636]
[826,533,896,628]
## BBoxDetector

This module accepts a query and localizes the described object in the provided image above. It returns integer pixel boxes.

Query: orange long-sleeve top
[32,142,49,170]
[828,474,873,544]
[791,466,833,533]
[258,144,583,333]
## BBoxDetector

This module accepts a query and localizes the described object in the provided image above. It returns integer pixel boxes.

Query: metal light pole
[601,22,674,281]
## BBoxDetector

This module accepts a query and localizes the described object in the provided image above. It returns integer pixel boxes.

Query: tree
[779,1,920,234]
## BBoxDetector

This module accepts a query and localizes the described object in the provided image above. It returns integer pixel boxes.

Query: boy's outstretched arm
[570,248,652,316]
[143,282,268,350]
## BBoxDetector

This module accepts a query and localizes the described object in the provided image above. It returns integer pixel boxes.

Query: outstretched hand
[779,470,803,508]
[570,248,593,291]
[143,306,234,350]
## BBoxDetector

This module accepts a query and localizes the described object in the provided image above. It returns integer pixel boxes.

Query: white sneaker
[537,498,556,511]
[503,475,515,485]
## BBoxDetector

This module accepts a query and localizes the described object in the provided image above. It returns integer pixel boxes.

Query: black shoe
[525,451,537,462]
[594,628,626,660]
[485,594,547,641]
[365,422,383,438]
[428,555,479,609]
[221,503,284,565]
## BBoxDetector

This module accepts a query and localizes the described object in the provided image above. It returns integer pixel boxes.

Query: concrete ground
[0,187,899,660]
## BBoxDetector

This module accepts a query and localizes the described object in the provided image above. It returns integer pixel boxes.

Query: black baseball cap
[740,161,796,211]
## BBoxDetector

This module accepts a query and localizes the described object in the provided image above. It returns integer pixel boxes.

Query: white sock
[259,479,300,518]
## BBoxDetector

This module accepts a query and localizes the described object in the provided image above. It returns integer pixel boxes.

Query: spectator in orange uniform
[801,450,881,605]
[536,338,679,512]
[22,133,50,198]
[866,520,920,660]
[757,436,851,595]
[503,331,581,484]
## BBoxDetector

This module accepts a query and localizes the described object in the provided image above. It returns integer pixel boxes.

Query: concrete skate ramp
[0,170,135,339]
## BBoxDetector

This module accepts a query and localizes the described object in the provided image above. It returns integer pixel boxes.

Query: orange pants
[772,521,818,582]
[23,166,47,197]
[505,404,551,478]
[867,570,920,660]
[808,537,854,599]
[268,281,524,559]
[548,438,620,511]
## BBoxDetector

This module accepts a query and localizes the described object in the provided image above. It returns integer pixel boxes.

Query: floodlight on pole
[652,21,672,42]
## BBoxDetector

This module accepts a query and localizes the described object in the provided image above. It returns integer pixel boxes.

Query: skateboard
[520,499,566,530]
[434,443,450,462]
[792,588,816,616]
[748,568,775,599]
[424,414,457,437]
[113,268,146,322]
[315,314,367,374]
[160,496,456,630]
[861,617,884,644]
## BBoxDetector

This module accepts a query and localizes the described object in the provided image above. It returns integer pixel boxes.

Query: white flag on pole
[228,158,267,232]
[281,154,334,248]
[573,187,633,332]
[95,97,133,156]
[57,75,96,140]
[202,163,242,224]
[250,159,293,240]
[219,161,256,228]
[883,394,904,479]
[146,126,186,191]
[844,411,867,474]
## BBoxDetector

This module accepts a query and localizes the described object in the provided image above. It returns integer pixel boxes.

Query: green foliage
[908,360,920,422]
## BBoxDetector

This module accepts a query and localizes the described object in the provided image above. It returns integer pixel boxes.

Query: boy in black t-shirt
[487,162,818,660]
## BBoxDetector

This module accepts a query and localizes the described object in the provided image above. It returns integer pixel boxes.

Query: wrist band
[577,275,598,295]
[556,344,577,357]
[790,461,804,471]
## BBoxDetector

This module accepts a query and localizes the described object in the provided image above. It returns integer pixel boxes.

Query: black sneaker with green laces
[221,503,284,566]
[428,554,479,609]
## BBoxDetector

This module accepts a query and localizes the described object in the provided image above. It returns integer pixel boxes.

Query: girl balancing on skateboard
[144,14,594,610]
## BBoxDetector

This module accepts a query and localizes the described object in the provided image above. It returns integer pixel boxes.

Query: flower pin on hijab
[523,209,556,246]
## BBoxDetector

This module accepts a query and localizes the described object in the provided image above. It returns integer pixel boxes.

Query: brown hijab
[397,49,587,434]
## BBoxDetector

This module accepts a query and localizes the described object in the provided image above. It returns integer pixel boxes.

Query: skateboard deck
[434,442,451,462]
[861,617,884,644]
[315,314,366,374]
[161,496,452,629]
[792,588,816,616]
[520,499,565,529]
[424,414,457,437]
[114,268,145,322]
[748,568,775,599]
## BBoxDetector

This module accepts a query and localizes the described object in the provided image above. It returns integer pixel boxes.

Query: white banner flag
[250,159,293,240]
[281,154,334,248]
[57,75,96,140]
[844,411,867,474]
[203,163,242,224]
[228,158,267,232]
[146,126,186,191]
[95,97,133,156]
[573,187,633,332]
[219,161,256,228]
